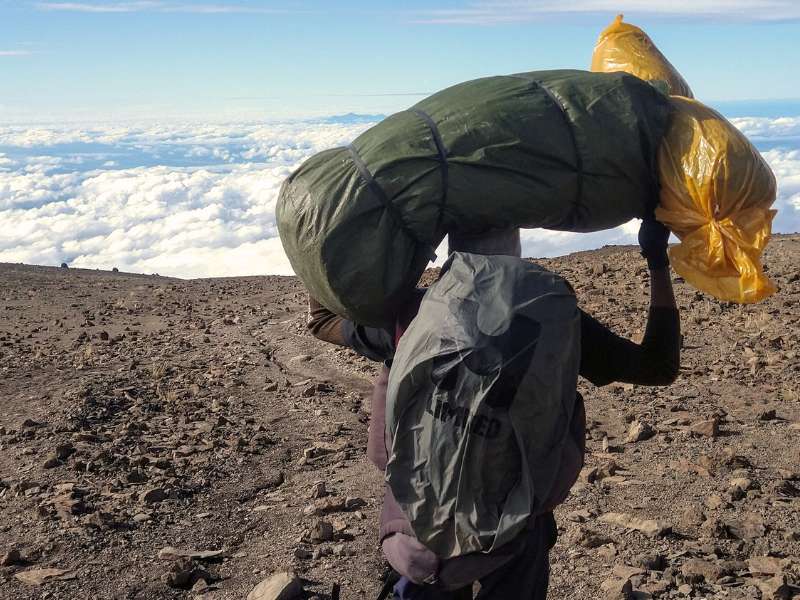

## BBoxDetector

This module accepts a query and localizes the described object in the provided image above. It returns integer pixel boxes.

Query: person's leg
[474,512,558,600]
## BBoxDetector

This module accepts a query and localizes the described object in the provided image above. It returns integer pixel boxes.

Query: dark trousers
[393,513,557,600]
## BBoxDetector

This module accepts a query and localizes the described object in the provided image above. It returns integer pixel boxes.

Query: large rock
[247,572,303,600]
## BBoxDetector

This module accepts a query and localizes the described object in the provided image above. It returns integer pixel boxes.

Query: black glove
[638,215,670,270]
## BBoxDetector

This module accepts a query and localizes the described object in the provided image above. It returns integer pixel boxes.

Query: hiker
[306,217,680,599]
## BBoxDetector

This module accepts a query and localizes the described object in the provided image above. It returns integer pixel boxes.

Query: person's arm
[579,216,681,387]
[307,296,395,363]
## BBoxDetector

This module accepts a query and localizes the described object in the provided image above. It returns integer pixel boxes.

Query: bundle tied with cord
[592,15,778,303]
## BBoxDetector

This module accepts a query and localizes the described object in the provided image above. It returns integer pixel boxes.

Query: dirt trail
[2,235,800,599]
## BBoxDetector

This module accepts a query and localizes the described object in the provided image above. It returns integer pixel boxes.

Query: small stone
[139,487,166,504]
[309,482,327,499]
[747,556,787,576]
[690,418,719,438]
[729,477,753,491]
[132,513,151,523]
[247,571,303,600]
[599,512,671,538]
[55,443,75,460]
[681,559,724,583]
[612,565,645,580]
[600,577,633,599]
[331,543,351,556]
[726,513,766,540]
[770,479,800,498]
[344,497,365,510]
[14,568,75,585]
[160,557,212,590]
[303,497,346,516]
[567,527,614,549]
[704,494,729,510]
[294,547,312,560]
[289,355,312,363]
[1,549,22,566]
[680,505,705,527]
[580,466,599,484]
[783,529,800,542]
[626,421,655,443]
[631,553,666,571]
[157,547,224,561]
[309,518,334,543]
[566,509,593,523]
[43,456,61,469]
[754,574,791,600]
[758,409,777,421]
[597,544,618,563]
[699,516,728,539]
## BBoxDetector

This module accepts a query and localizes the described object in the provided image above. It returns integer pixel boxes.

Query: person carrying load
[307,217,680,599]
[284,14,776,600]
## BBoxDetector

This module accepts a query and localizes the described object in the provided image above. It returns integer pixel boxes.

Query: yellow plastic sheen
[591,14,694,98]
[656,96,777,304]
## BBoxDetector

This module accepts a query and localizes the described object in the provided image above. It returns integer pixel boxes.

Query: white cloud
[36,1,160,12]
[731,116,800,141]
[0,50,33,57]
[0,120,371,277]
[35,1,295,14]
[412,0,800,24]
[0,116,798,279]
[763,147,800,233]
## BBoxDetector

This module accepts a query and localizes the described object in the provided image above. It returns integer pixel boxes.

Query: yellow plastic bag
[656,96,777,303]
[591,14,694,98]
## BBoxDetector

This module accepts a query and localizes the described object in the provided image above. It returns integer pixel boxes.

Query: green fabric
[277,69,673,326]
[385,253,581,557]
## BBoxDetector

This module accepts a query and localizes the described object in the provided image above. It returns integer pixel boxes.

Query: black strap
[509,74,585,224]
[376,569,401,600]
[412,108,449,232]
[347,144,437,261]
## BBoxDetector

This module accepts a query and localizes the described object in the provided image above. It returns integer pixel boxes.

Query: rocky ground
[1,235,799,600]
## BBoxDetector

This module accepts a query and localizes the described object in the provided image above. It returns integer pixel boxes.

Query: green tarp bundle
[277,69,673,326]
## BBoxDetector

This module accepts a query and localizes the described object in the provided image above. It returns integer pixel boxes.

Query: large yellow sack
[656,96,777,303]
[591,14,693,98]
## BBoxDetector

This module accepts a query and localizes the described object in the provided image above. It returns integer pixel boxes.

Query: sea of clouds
[1,115,798,278]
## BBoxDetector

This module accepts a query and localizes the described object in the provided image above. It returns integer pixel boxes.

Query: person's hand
[638,215,670,270]
[381,532,439,584]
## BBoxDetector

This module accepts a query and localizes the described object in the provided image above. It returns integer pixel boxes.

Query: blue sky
[2,0,799,120]
[1,1,799,277]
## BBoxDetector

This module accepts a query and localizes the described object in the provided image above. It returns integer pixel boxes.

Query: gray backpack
[386,252,581,558]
